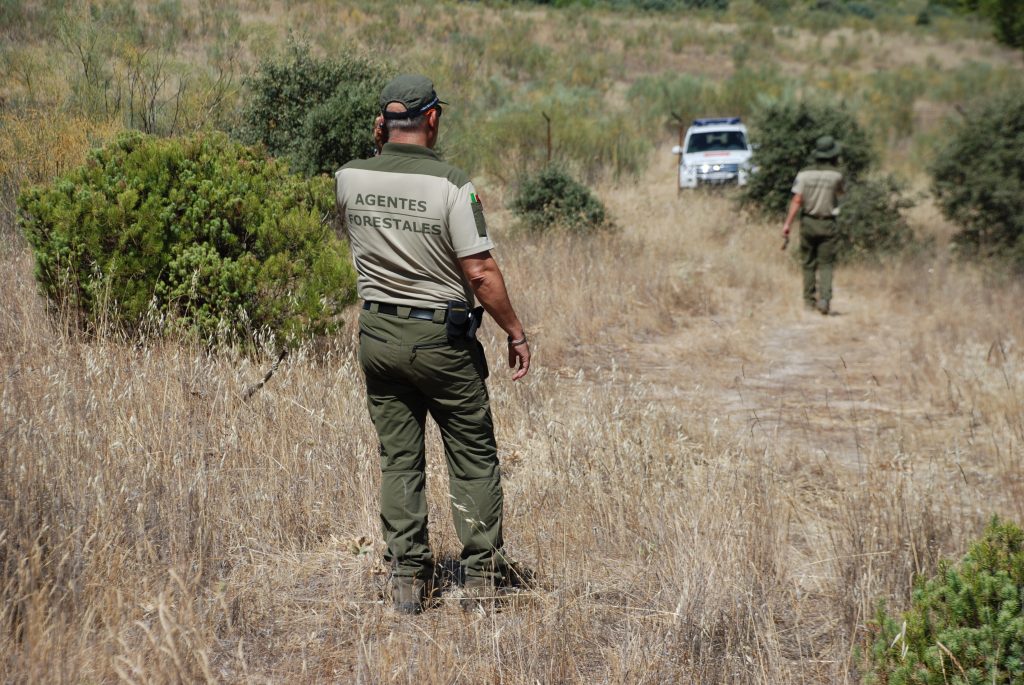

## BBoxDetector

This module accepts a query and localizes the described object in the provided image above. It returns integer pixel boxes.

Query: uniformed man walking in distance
[782,136,845,315]
[334,75,530,615]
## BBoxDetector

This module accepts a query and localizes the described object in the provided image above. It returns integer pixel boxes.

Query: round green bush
[932,91,1024,269]
[238,39,389,177]
[836,175,915,262]
[18,130,356,345]
[744,100,873,216]
[865,517,1024,685]
[510,164,612,235]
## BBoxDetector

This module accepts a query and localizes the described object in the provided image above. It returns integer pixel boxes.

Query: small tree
[744,100,873,215]
[510,164,612,235]
[19,130,356,345]
[864,517,1024,685]
[238,39,388,176]
[932,91,1024,268]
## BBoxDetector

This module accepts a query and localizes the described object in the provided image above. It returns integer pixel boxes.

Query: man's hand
[508,339,530,381]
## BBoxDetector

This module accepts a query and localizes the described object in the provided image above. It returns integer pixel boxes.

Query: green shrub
[238,39,388,176]
[864,517,1024,685]
[932,91,1024,268]
[836,175,915,261]
[18,130,355,345]
[510,164,612,235]
[755,0,792,13]
[744,100,873,215]
[933,0,1024,47]
[811,0,869,17]
[1,0,25,30]
[983,0,1024,47]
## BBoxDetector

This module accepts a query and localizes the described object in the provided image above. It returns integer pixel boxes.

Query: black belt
[363,301,446,322]
[802,212,836,220]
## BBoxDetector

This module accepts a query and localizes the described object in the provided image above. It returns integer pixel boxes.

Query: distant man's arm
[459,251,530,381]
[782,193,802,238]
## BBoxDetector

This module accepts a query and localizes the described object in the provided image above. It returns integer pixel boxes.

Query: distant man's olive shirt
[334,142,494,308]
[792,166,844,218]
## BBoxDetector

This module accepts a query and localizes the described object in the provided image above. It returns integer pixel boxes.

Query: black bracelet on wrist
[507,334,527,346]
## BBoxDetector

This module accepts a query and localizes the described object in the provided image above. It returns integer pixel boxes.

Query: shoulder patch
[470,191,487,238]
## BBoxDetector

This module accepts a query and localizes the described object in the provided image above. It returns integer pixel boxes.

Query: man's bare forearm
[460,251,530,380]
[782,194,802,235]
[459,252,524,339]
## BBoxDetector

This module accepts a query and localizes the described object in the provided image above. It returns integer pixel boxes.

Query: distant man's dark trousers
[800,215,839,307]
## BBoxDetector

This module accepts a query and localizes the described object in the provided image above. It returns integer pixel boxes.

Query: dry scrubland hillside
[3,1,1024,683]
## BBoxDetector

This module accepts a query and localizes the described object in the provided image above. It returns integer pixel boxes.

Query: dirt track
[629,291,945,472]
[598,169,953,474]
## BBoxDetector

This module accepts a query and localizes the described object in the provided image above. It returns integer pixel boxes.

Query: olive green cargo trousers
[357,309,508,583]
[800,215,840,307]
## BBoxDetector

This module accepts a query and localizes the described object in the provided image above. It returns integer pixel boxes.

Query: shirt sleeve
[791,171,805,196]
[448,181,496,258]
[334,169,349,237]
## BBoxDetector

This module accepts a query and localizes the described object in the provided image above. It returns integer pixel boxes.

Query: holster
[446,301,485,341]
[445,300,489,380]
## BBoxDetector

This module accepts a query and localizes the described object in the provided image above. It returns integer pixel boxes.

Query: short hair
[385,112,428,135]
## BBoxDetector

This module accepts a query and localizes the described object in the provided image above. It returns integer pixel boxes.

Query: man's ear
[425,108,440,129]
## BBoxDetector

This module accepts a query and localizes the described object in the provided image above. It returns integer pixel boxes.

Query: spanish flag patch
[470,192,487,238]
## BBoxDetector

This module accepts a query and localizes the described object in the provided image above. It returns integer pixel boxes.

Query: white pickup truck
[672,117,755,190]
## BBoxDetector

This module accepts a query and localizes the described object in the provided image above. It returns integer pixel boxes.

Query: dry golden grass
[0,110,122,244]
[3,147,1022,682]
[2,2,1023,681]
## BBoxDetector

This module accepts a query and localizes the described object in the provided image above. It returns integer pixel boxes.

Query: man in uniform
[782,135,845,315]
[334,75,531,615]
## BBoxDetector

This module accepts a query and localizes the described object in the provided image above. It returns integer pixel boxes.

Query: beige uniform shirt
[792,166,844,218]
[335,143,494,309]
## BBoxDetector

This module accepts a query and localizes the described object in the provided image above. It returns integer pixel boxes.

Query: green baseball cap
[379,74,446,120]
[813,135,842,160]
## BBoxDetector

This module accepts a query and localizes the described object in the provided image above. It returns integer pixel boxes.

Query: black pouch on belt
[446,300,470,341]
[466,306,485,340]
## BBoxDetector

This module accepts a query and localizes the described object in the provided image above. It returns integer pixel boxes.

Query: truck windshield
[686,131,748,153]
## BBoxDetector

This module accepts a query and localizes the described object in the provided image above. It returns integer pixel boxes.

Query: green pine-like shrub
[744,100,873,215]
[864,517,1024,685]
[238,39,388,176]
[931,91,1024,269]
[510,164,612,235]
[18,130,356,345]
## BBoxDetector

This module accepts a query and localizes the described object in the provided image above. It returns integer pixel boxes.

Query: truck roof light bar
[692,117,742,126]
